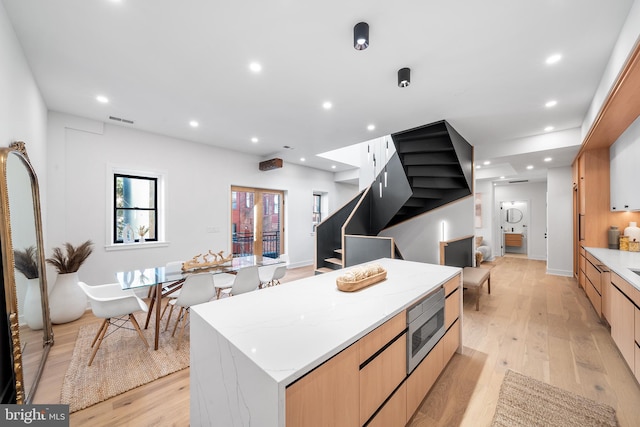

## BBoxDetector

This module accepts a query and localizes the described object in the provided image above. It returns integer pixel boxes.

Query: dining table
[116,255,285,350]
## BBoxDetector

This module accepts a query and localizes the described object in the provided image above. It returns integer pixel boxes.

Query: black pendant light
[398,67,411,87]
[354,22,369,50]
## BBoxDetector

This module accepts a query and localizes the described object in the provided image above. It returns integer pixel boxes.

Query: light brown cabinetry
[406,338,443,419]
[504,233,522,247]
[635,306,640,383]
[585,253,603,316]
[610,273,636,371]
[601,269,612,322]
[366,382,407,427]
[359,335,406,425]
[287,274,462,427]
[286,344,360,427]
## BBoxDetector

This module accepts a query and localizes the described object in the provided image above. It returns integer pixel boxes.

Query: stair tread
[316,267,335,274]
[334,249,343,254]
[325,257,342,265]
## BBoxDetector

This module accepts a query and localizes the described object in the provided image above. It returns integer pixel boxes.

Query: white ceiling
[3,0,635,181]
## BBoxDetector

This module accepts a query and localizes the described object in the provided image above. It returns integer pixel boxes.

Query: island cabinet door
[358,312,407,426]
[636,306,640,383]
[285,344,359,427]
[610,274,635,370]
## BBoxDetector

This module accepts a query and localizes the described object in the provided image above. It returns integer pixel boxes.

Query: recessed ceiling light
[249,62,262,73]
[96,95,109,103]
[189,120,199,128]
[526,165,534,170]
[544,157,552,162]
[500,176,505,179]
[367,124,375,131]
[545,100,557,108]
[331,165,336,169]
[483,161,490,166]
[322,101,332,110]
[544,126,554,132]
[476,165,481,169]
[545,53,562,65]
[300,157,306,162]
[251,137,258,143]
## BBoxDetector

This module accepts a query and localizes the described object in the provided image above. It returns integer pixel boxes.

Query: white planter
[49,272,86,324]
[24,278,43,330]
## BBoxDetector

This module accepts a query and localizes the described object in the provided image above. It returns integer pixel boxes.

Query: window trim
[113,173,158,243]
[106,165,168,250]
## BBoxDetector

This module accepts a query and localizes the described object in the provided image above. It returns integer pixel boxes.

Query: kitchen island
[190,258,462,427]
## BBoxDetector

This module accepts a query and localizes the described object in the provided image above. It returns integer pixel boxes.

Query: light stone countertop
[191,257,461,386]
[584,247,640,291]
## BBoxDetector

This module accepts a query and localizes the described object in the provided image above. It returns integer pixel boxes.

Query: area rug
[491,370,618,427]
[60,314,190,413]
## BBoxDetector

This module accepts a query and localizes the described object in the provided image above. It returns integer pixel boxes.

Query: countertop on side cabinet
[584,247,640,291]
[191,258,460,386]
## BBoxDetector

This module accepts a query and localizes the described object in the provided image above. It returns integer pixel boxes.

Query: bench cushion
[463,267,490,287]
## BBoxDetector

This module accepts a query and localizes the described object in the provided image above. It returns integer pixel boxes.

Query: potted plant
[14,245,43,329]
[138,225,149,242]
[46,240,94,324]
[14,245,38,279]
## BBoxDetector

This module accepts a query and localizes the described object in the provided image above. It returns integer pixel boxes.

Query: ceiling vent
[508,180,529,184]
[109,115,134,125]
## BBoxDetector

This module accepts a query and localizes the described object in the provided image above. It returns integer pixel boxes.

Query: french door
[231,186,284,258]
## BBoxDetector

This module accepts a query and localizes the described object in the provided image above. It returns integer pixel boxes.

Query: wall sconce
[354,22,369,50]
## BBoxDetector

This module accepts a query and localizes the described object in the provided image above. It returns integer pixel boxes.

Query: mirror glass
[505,207,523,224]
[6,150,50,403]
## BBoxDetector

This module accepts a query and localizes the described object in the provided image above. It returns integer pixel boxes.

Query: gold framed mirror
[0,141,53,404]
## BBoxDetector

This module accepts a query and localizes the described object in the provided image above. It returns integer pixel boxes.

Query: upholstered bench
[462,266,491,311]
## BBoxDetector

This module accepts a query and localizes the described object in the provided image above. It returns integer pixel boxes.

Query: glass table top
[117,255,284,290]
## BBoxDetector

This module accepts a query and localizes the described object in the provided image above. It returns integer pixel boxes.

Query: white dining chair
[78,282,149,366]
[219,265,261,297]
[213,272,236,299]
[259,264,287,287]
[168,272,216,349]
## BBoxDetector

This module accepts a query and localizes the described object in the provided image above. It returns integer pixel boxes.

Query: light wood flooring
[33,258,640,426]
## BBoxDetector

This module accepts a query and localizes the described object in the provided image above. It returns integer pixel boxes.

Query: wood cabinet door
[610,284,635,369]
[359,335,406,425]
[286,344,359,427]
[367,382,407,427]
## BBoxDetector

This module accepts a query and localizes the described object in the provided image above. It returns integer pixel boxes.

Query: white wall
[380,196,474,265]
[0,3,48,318]
[582,0,640,139]
[46,112,358,286]
[546,167,573,276]
[494,182,547,261]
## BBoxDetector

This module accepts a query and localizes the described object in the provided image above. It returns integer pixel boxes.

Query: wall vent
[508,179,529,184]
[109,116,135,125]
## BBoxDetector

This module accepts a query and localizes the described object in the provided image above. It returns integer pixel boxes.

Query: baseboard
[546,268,573,277]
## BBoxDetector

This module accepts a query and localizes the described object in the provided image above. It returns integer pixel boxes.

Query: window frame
[107,166,167,250]
[113,173,158,244]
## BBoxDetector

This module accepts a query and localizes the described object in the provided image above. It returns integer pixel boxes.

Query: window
[312,194,322,226]
[114,174,158,243]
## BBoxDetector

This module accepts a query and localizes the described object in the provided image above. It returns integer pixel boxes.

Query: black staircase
[388,120,473,227]
[315,120,472,273]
